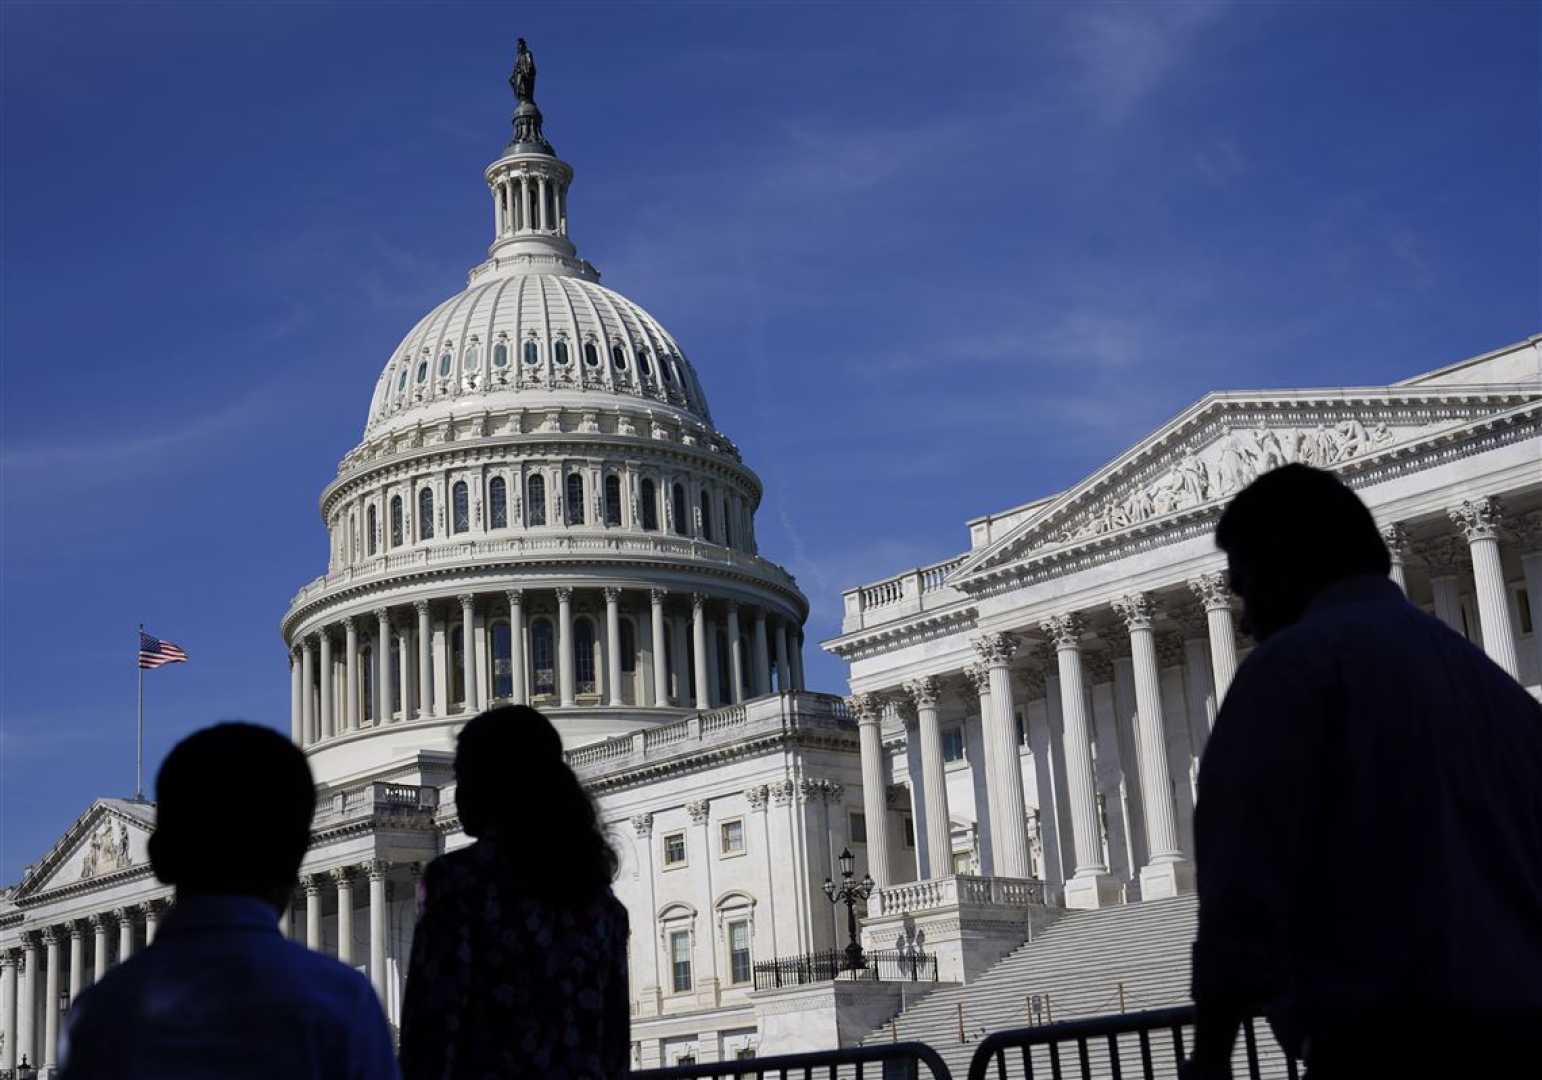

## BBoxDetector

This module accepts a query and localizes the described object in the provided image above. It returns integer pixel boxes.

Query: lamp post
[822,846,874,972]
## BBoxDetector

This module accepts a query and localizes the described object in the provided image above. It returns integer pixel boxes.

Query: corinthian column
[974,633,1032,879]
[1381,523,1410,594]
[1450,497,1521,679]
[42,929,59,1069]
[752,609,770,696]
[459,594,479,713]
[557,588,576,706]
[507,590,527,705]
[1188,573,1238,707]
[1041,614,1119,909]
[304,875,322,950]
[289,648,302,744]
[650,589,669,706]
[1111,594,1193,899]
[333,868,354,966]
[343,617,360,733]
[905,676,951,880]
[91,914,107,982]
[691,594,710,710]
[67,923,83,1006]
[0,950,15,1072]
[851,693,893,886]
[605,588,624,706]
[19,934,38,1067]
[415,601,433,717]
[367,861,388,1003]
[300,639,316,746]
[374,609,392,725]
[725,602,745,704]
[319,630,334,740]
[117,909,133,963]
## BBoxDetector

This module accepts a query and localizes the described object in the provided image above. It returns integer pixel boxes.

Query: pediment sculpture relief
[1049,418,1397,548]
[79,819,133,880]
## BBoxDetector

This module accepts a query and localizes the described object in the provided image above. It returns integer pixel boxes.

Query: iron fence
[633,1040,952,1079]
[966,1006,1301,1080]
[753,949,940,991]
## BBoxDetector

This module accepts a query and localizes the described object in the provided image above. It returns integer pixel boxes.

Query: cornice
[575,725,860,797]
[824,606,979,662]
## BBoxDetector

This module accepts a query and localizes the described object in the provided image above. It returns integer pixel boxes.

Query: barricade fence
[633,1041,952,1080]
[752,949,940,991]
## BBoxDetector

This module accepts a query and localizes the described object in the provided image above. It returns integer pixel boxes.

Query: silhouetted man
[1185,465,1542,1079]
[60,723,399,1079]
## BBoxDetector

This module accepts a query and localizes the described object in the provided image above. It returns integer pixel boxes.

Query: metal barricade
[634,1040,953,1080]
[966,1006,1301,1080]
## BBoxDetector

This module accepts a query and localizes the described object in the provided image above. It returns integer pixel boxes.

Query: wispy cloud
[1065,3,1231,123]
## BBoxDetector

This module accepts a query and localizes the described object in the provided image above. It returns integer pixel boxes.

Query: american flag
[139,631,188,670]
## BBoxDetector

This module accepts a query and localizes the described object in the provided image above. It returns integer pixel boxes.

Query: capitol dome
[282,47,809,786]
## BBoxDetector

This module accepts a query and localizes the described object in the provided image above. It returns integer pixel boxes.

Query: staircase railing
[632,1040,953,1079]
[753,948,940,991]
[966,1006,1301,1080]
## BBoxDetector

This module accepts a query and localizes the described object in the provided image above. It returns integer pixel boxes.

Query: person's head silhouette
[1214,463,1391,641]
[148,723,314,912]
[453,705,616,897]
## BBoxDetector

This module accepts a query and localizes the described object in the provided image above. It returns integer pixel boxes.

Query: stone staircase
[861,894,1294,1078]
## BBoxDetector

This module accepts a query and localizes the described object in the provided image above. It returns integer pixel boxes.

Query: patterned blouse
[399,840,630,1080]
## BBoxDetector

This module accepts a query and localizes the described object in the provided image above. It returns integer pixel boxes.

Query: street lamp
[822,847,874,972]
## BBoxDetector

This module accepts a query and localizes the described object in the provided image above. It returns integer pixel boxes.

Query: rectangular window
[904,816,915,848]
[849,811,867,845]
[1518,587,1534,635]
[942,727,965,763]
[728,920,752,985]
[663,831,687,867]
[670,930,692,993]
[720,819,745,856]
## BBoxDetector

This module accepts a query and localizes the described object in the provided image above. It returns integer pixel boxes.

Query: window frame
[488,476,508,530]
[727,919,753,986]
[526,474,547,527]
[451,480,470,535]
[668,929,693,994]
[849,810,868,845]
[942,726,966,764]
[662,830,688,869]
[640,478,660,531]
[719,817,746,858]
[604,474,623,527]
[417,487,435,540]
[565,473,585,526]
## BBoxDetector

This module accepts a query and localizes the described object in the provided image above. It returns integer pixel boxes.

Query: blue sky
[2,2,1537,883]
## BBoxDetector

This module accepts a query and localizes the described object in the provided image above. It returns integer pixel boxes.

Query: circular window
[493,343,508,368]
[438,352,452,378]
[554,340,570,366]
[638,348,653,376]
[464,346,479,370]
[611,344,628,370]
[583,342,599,368]
[523,341,540,365]
[415,361,428,384]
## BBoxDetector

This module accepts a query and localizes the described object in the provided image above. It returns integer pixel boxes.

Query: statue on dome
[511,38,537,103]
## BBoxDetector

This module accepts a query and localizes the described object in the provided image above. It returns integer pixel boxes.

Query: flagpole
[137,623,145,801]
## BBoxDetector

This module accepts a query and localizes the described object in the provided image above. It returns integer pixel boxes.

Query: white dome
[364,270,712,439]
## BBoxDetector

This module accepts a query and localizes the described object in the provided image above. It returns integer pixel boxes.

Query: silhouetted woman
[400,706,628,1079]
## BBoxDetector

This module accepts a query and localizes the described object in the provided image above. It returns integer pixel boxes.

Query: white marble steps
[859,895,1295,1079]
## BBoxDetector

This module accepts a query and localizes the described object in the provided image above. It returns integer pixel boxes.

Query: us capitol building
[2,43,1539,1073]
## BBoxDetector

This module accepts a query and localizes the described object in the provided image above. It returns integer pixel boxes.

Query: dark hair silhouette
[1215,463,1391,639]
[148,722,314,902]
[454,705,617,896]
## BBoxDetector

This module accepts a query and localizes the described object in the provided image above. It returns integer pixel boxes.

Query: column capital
[690,591,707,612]
[848,691,884,725]
[0,949,15,969]
[555,587,574,603]
[365,859,390,882]
[40,926,58,946]
[603,586,622,603]
[963,662,991,697]
[139,898,165,917]
[1040,613,1085,650]
[631,812,654,837]
[1379,522,1410,558]
[329,866,355,885]
[649,587,668,605]
[768,779,795,806]
[743,784,769,812]
[413,599,431,615]
[723,599,739,616]
[684,799,710,825]
[372,606,390,621]
[1111,592,1157,632]
[457,592,476,608]
[972,631,1019,667]
[114,906,135,923]
[87,912,106,929]
[1450,495,1504,542]
[342,615,357,631]
[68,920,85,940]
[1187,571,1232,612]
[506,587,524,608]
[302,874,322,897]
[903,675,942,708]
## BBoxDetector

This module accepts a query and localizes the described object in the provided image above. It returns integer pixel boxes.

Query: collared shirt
[61,893,399,1080]
[1191,575,1542,1053]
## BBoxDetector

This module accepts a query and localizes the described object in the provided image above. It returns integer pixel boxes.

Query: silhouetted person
[60,722,398,1079]
[400,705,629,1079]
[1184,465,1542,1079]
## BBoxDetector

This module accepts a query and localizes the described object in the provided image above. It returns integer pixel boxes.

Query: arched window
[464,344,479,371]
[722,496,733,548]
[574,617,596,694]
[527,474,547,526]
[544,182,556,230]
[452,481,469,534]
[397,368,408,391]
[367,504,378,555]
[489,477,508,529]
[566,473,585,525]
[611,343,627,370]
[672,483,688,536]
[390,496,404,546]
[640,479,659,531]
[526,183,539,229]
[583,341,600,368]
[638,348,653,376]
[531,619,555,696]
[524,340,539,366]
[449,625,465,706]
[418,487,435,540]
[492,621,513,700]
[554,340,570,366]
[699,491,712,542]
[493,342,509,368]
[415,360,429,384]
[604,475,622,526]
[620,620,637,673]
[438,351,452,378]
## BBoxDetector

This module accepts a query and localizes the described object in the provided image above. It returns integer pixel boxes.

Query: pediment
[951,384,1542,588]
[14,798,155,900]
